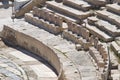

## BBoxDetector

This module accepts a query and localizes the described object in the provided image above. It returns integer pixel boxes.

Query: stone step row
[107,3,120,15]
[25,13,62,35]
[42,7,79,23]
[2,23,99,80]
[89,47,105,68]
[96,10,120,28]
[89,36,108,61]
[33,7,63,27]
[46,1,92,20]
[111,41,120,57]
[67,21,90,41]
[88,17,120,37]
[84,0,107,7]
[86,23,113,42]
[62,30,91,50]
[88,36,109,80]
[63,0,92,11]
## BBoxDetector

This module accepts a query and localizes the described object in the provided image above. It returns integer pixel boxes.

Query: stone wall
[1,25,64,80]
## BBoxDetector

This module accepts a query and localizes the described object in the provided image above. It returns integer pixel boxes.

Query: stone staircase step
[88,17,120,37]
[86,24,113,42]
[25,13,62,35]
[107,3,120,15]
[41,7,79,23]
[46,1,91,20]
[62,30,91,50]
[111,41,120,56]
[84,0,106,7]
[96,10,120,28]
[63,0,91,11]
[89,47,105,68]
[62,30,83,44]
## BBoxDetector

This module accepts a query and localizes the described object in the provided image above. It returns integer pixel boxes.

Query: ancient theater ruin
[0,0,120,80]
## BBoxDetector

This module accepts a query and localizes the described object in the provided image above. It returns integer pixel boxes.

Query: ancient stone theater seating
[2,0,119,80]
[86,1,120,42]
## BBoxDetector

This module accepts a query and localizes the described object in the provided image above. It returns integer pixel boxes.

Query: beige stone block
[56,16,63,27]
[89,35,94,46]
[76,24,82,36]
[98,61,105,68]
[54,15,58,25]
[48,13,52,23]
[75,44,82,51]
[83,42,91,50]
[94,37,99,48]
[67,21,73,31]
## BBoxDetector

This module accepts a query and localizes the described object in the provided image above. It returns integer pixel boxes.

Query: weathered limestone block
[99,45,108,60]
[86,24,113,42]
[71,22,77,34]
[111,42,120,56]
[89,47,105,68]
[81,28,90,40]
[89,35,94,46]
[97,61,105,68]
[62,30,78,44]
[56,16,63,27]
[82,42,91,50]
[75,24,82,36]
[52,26,61,34]
[77,37,84,45]
[75,44,82,51]
[107,4,120,15]
[97,10,120,28]
[54,14,58,26]
[67,22,82,36]
[44,10,50,21]
[94,37,99,48]
[50,14,56,24]
[25,13,33,23]
[43,21,49,30]
[63,0,91,11]
[67,21,73,31]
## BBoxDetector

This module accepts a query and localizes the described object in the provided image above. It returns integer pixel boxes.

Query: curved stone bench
[1,25,64,80]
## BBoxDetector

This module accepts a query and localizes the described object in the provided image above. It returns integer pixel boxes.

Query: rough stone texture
[46,1,92,20]
[25,13,62,35]
[1,0,120,80]
[63,0,91,11]
[14,0,46,17]
[1,20,99,80]
[86,24,113,42]
[88,16,120,37]
[97,10,120,28]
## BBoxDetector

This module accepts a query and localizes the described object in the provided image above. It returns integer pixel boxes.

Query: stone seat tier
[25,13,62,35]
[88,17,120,37]
[63,0,91,11]
[84,0,106,6]
[46,1,92,20]
[111,41,120,54]
[38,7,79,23]
[89,47,105,68]
[107,3,120,15]
[96,10,120,28]
[62,30,91,50]
[3,22,99,80]
[86,24,113,42]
